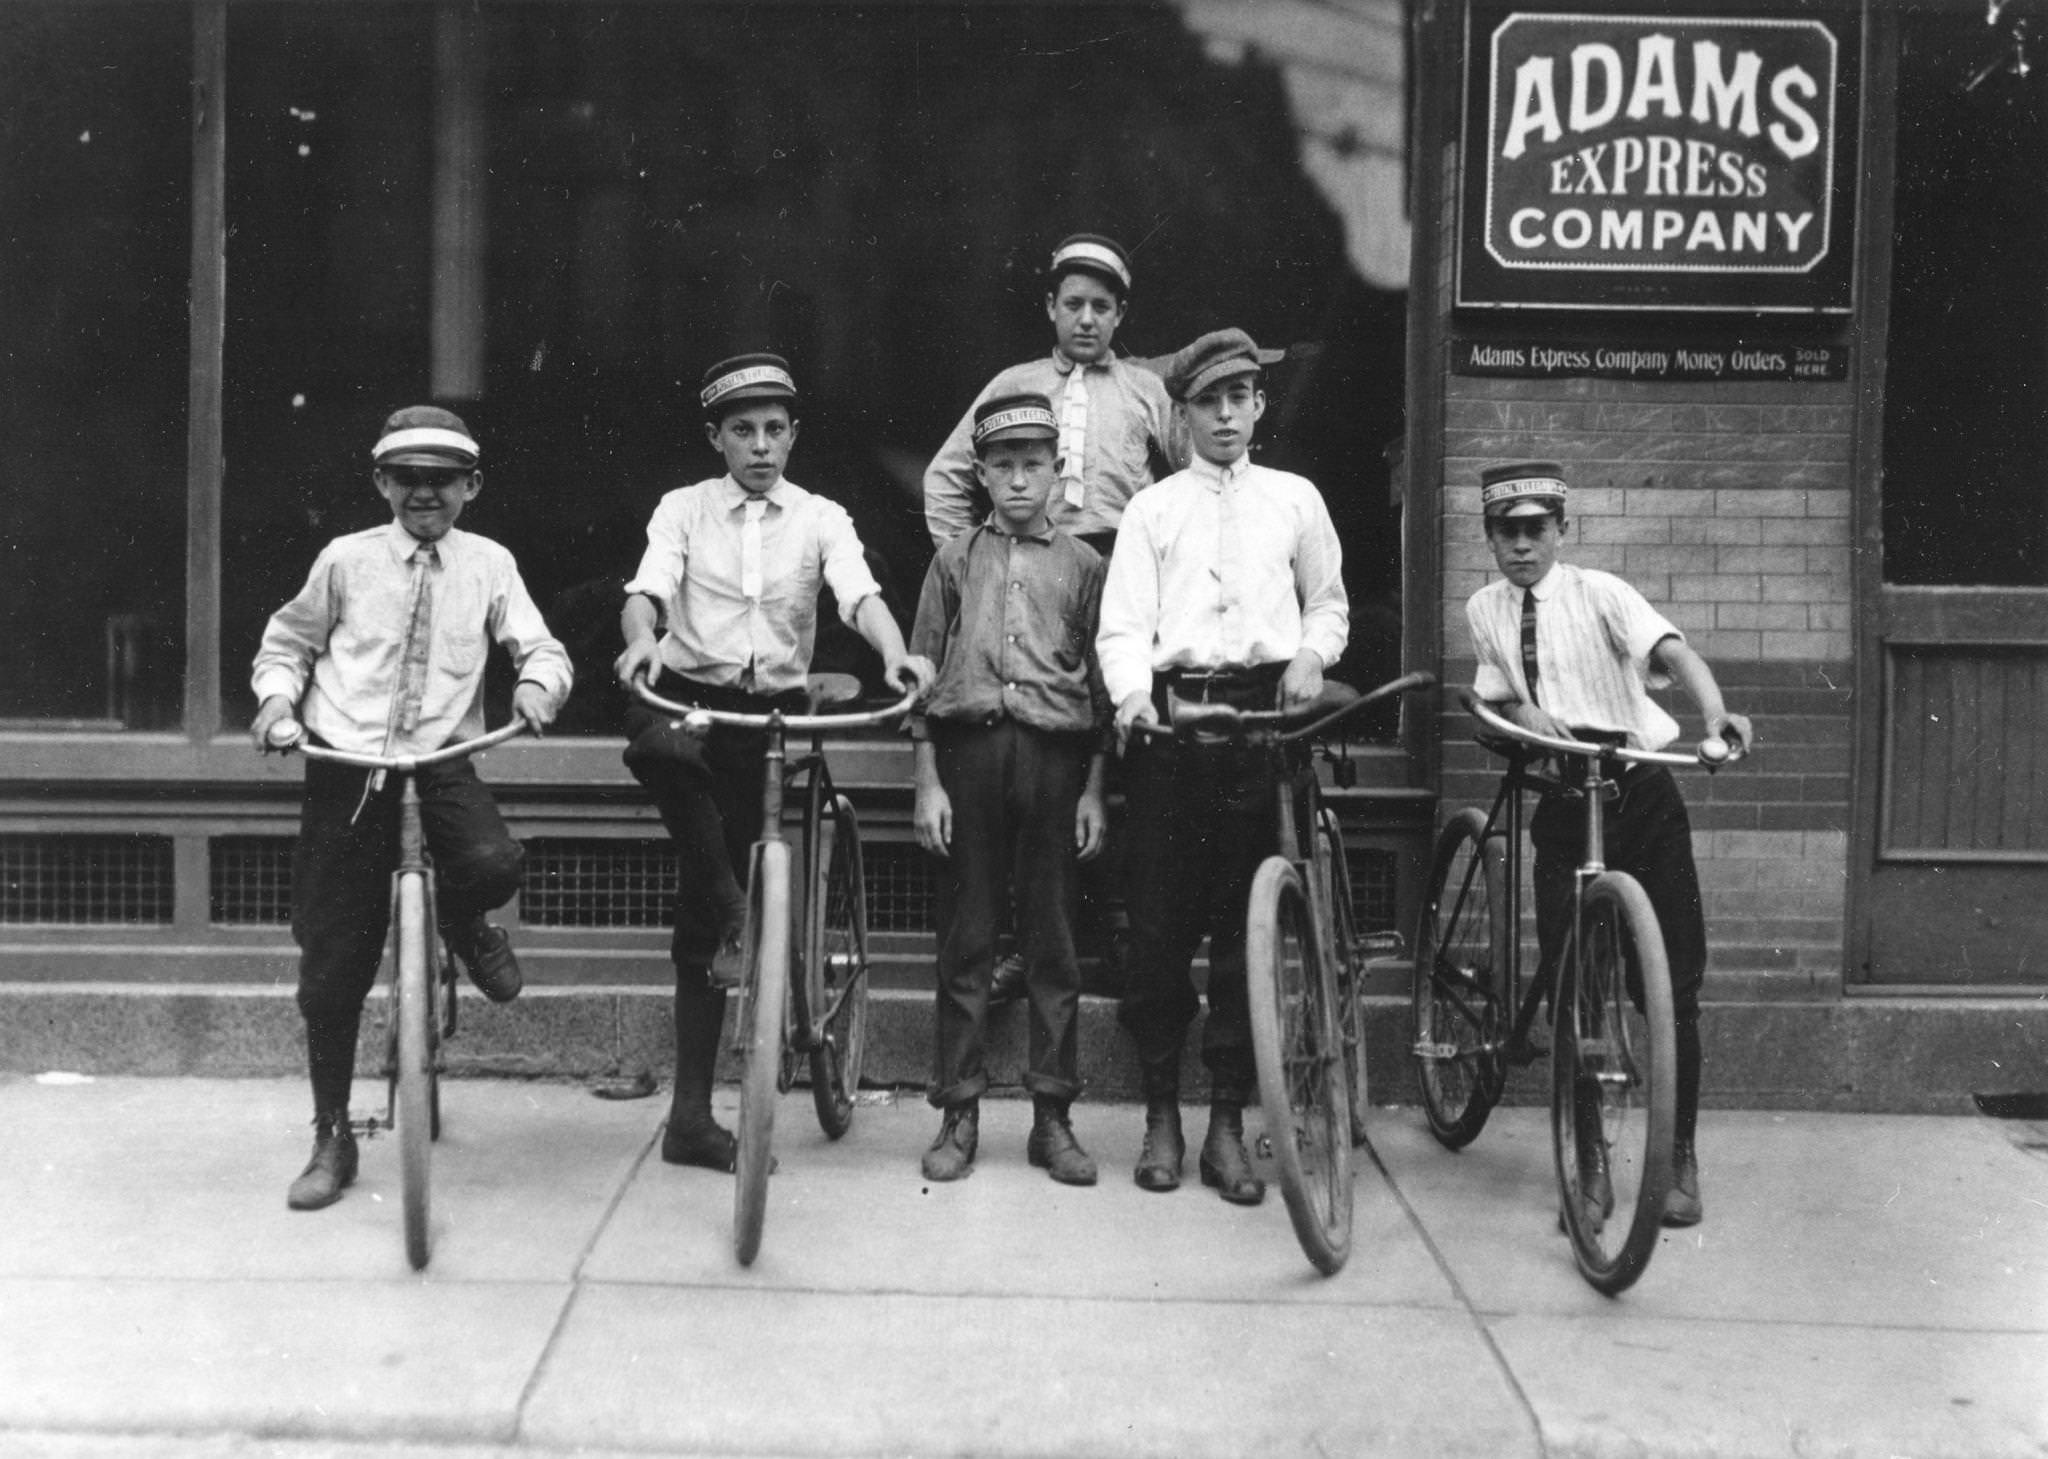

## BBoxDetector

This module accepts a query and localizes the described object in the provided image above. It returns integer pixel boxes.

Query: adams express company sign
[1458,7,1858,312]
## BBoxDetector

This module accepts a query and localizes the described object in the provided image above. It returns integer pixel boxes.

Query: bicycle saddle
[806,673,864,712]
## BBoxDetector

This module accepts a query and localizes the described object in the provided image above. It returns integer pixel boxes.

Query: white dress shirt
[624,474,882,694]
[1467,561,1684,750]
[251,521,572,756]
[1096,454,1349,706]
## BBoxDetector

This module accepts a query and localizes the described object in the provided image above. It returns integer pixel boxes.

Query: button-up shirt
[923,351,1187,544]
[624,474,882,694]
[908,521,1109,742]
[1096,454,1350,706]
[251,521,572,756]
[1467,561,1684,750]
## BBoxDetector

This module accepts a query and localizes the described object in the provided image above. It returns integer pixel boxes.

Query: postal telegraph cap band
[1164,327,1263,402]
[373,405,479,468]
[1048,233,1133,294]
[701,352,798,412]
[972,392,1059,448]
[1480,461,1569,517]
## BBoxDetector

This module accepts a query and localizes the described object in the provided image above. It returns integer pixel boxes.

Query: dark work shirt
[909,521,1109,742]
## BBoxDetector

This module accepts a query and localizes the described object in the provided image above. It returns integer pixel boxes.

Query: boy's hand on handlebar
[1516,703,1571,740]
[1279,650,1324,709]
[612,637,661,690]
[1707,710,1754,755]
[512,682,554,736]
[251,696,298,754]
[1114,691,1157,753]
[887,653,936,700]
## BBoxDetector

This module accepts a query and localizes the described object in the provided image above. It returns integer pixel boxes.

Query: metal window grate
[1348,847,1398,934]
[859,838,938,933]
[523,837,679,928]
[211,836,295,925]
[0,833,174,925]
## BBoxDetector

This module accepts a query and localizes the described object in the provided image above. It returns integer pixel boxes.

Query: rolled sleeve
[1294,489,1350,670]
[491,562,575,713]
[250,550,338,705]
[622,498,685,605]
[816,499,882,626]
[922,402,986,547]
[1466,593,1518,703]
[1095,503,1160,706]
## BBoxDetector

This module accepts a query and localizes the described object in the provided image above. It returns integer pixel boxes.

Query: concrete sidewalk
[1,1076,2044,1459]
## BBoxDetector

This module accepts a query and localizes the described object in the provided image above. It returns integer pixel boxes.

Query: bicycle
[630,672,915,1266]
[1135,669,1435,1276]
[1411,690,1742,1293]
[263,718,529,1271]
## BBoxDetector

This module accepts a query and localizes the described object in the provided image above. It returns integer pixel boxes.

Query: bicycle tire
[734,839,790,1268]
[1316,807,1371,1146]
[1551,871,1676,1296]
[394,873,433,1271]
[1412,808,1509,1149]
[1247,857,1353,1276]
[808,794,870,1139]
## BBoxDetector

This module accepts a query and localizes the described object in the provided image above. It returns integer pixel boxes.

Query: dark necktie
[1520,587,1540,707]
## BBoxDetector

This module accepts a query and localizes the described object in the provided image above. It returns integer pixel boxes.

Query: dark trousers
[292,750,523,1115]
[622,670,802,977]
[1117,674,1293,1104]
[927,720,1089,1107]
[1531,764,1706,1143]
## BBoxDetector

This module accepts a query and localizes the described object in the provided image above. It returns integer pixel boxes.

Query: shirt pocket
[435,625,487,680]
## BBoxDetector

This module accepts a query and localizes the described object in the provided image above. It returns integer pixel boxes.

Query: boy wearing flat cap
[614,353,931,1173]
[1096,328,1349,1205]
[1467,461,1752,1228]
[909,392,1110,1186]
[252,405,573,1212]
[924,232,1187,559]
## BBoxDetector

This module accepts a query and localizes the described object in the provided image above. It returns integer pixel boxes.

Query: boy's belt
[1154,662,1286,714]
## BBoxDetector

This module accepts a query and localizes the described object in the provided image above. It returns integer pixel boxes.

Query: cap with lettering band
[701,353,798,415]
[1048,233,1133,296]
[372,405,479,468]
[1480,461,1569,517]
[972,392,1060,450]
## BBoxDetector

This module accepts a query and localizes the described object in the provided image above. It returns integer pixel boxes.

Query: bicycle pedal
[347,1117,386,1139]
[1254,1133,1275,1159]
[1412,1040,1464,1060]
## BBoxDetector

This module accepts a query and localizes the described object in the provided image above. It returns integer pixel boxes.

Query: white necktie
[1058,369,1088,510]
[741,497,767,599]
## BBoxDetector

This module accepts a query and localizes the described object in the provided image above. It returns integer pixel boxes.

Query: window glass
[1882,11,2048,586]
[0,5,190,728]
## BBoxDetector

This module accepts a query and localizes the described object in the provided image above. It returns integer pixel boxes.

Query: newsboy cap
[972,392,1060,450]
[700,353,798,415]
[372,405,479,468]
[1164,327,1263,402]
[1480,461,1569,517]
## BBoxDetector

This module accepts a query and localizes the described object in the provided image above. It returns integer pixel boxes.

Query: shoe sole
[1198,1157,1266,1206]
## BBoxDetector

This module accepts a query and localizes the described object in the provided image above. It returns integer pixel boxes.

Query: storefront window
[1882,11,2048,587]
[0,6,191,728]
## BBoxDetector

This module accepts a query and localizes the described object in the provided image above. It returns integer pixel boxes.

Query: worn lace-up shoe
[1133,1097,1184,1192]
[1662,1139,1702,1227]
[286,1117,358,1211]
[921,1101,979,1182]
[1027,1099,1098,1186]
[987,953,1028,1006]
[448,916,521,1002]
[1198,1102,1265,1206]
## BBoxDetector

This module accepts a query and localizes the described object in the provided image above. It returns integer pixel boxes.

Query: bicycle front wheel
[1551,871,1676,1296]
[1247,857,1353,1276]
[1315,807,1370,1146]
[394,872,433,1272]
[734,839,791,1268]
[807,793,870,1139]
[1412,809,1508,1149]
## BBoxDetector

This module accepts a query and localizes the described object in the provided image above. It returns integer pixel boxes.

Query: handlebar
[1131,670,1436,742]
[630,676,920,733]
[1460,691,1743,770]
[264,719,529,771]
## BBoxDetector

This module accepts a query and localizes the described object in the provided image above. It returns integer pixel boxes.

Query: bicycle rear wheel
[1247,857,1353,1276]
[1551,871,1676,1296]
[1412,809,1508,1149]
[807,793,870,1139]
[734,840,790,1268]
[394,872,433,1271]
[1315,808,1370,1146]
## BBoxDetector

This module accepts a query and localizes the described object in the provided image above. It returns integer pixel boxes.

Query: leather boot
[1198,1101,1266,1206]
[1561,1079,1613,1234]
[1133,1096,1184,1192]
[921,1100,979,1182]
[1662,1137,1702,1227]
[286,1111,358,1211]
[447,915,522,1003]
[1026,1096,1098,1186]
[662,980,740,1171]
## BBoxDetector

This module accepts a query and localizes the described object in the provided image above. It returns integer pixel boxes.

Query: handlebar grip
[265,719,304,751]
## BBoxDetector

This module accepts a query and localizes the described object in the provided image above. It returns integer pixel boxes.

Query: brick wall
[1432,375,1855,991]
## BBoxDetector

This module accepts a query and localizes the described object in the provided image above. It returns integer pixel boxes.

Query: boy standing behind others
[1096,330,1349,1205]
[909,393,1109,1186]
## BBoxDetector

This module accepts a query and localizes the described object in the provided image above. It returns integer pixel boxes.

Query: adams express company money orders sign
[1457,5,1859,312]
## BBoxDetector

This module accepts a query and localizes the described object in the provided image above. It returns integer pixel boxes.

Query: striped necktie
[394,542,437,735]
[1057,368,1088,510]
[1520,587,1541,707]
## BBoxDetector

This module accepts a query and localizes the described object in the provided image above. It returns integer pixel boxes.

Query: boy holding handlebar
[1466,460,1752,1227]
[251,405,572,1213]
